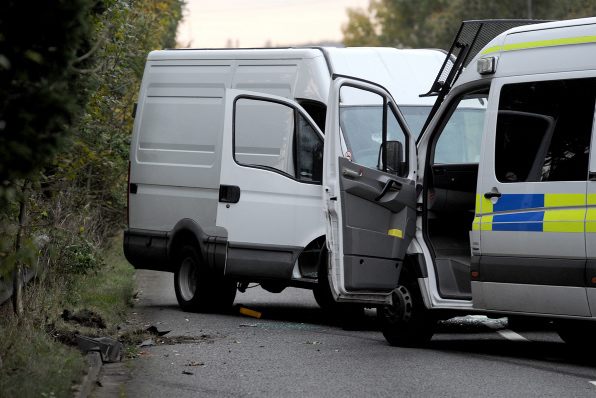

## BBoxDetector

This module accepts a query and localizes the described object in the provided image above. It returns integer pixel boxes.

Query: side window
[339,85,408,176]
[234,97,323,183]
[433,91,487,165]
[495,78,596,183]
[296,115,323,182]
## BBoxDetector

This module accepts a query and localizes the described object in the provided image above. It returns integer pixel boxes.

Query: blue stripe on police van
[491,222,543,232]
[492,211,544,223]
[492,194,544,212]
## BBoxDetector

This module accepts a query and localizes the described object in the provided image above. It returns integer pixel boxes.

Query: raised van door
[324,77,418,304]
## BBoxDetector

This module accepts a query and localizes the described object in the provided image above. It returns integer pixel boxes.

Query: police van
[326,17,596,347]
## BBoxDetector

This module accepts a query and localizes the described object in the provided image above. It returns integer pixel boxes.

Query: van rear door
[323,77,418,304]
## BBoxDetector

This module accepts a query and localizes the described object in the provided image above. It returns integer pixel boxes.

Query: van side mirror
[378,140,403,175]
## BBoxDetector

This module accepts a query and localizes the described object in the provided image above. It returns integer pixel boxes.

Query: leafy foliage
[0,0,183,278]
[0,0,95,192]
[343,0,596,49]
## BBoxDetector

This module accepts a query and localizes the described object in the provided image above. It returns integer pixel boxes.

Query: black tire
[378,282,435,347]
[174,244,236,313]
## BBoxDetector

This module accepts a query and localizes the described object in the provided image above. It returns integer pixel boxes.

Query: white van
[123,47,444,312]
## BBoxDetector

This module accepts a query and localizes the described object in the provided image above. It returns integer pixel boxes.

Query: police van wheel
[174,245,236,313]
[379,284,435,347]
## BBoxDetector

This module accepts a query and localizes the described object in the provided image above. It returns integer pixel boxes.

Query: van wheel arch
[169,220,236,312]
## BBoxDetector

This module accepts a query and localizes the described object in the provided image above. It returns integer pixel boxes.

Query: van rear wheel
[174,245,236,312]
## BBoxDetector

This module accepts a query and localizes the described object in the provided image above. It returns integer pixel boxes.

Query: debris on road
[182,370,194,375]
[139,339,155,348]
[75,335,123,363]
[238,323,259,328]
[145,325,171,336]
[305,341,321,345]
[237,306,262,319]
[186,361,205,367]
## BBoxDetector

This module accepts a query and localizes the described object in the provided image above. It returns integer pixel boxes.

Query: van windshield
[340,105,432,142]
[399,106,433,138]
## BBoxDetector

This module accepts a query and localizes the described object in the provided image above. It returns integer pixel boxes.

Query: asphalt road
[122,270,596,397]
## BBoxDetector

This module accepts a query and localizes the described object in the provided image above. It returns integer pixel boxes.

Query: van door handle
[342,168,362,179]
[375,179,402,201]
[484,189,502,199]
[219,185,241,203]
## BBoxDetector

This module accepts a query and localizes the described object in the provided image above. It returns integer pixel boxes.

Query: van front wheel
[174,245,236,312]
[378,284,435,347]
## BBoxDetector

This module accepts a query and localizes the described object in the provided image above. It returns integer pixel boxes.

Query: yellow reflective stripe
[472,217,481,231]
[544,193,585,208]
[388,229,403,238]
[543,209,585,233]
[586,208,596,233]
[480,35,596,55]
[480,215,493,231]
[475,194,483,214]
[588,194,596,206]
[482,196,493,214]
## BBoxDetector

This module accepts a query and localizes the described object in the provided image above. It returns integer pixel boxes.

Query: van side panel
[129,62,231,232]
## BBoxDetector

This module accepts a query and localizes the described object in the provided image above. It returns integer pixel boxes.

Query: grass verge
[0,237,134,397]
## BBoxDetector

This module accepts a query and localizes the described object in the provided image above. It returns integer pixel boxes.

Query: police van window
[339,85,408,176]
[234,97,323,183]
[433,92,487,164]
[495,78,596,183]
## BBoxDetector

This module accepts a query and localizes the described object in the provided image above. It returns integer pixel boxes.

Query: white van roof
[147,47,445,107]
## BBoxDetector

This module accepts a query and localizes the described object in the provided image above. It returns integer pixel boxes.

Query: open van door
[323,76,418,305]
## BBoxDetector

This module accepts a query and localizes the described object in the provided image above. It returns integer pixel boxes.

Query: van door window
[433,93,487,165]
[495,78,596,183]
[339,85,408,176]
[296,114,323,182]
[233,97,323,183]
